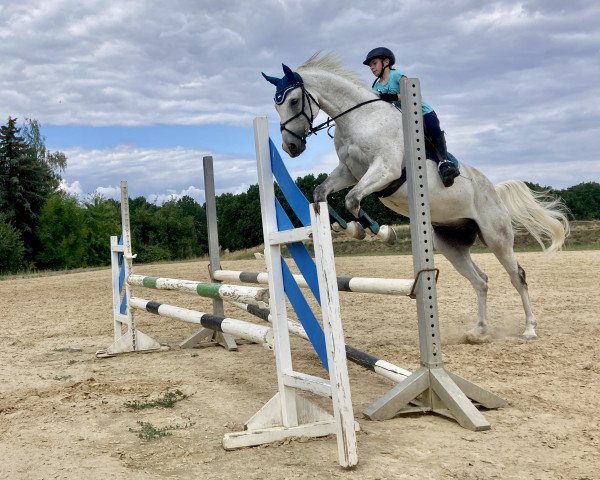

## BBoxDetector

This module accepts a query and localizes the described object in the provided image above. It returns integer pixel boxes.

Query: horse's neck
[302,71,374,123]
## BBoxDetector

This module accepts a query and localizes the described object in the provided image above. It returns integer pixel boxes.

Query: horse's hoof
[313,185,327,203]
[346,221,366,240]
[522,330,538,340]
[331,222,342,233]
[377,225,397,245]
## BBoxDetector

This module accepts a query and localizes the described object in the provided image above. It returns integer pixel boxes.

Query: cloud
[149,186,205,205]
[1,0,598,194]
[60,144,259,203]
[59,179,83,197]
[93,185,121,201]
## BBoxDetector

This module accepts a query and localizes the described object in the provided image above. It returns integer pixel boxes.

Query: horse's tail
[495,181,570,252]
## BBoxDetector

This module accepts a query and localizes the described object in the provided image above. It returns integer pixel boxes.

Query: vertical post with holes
[363,78,506,430]
[179,156,238,350]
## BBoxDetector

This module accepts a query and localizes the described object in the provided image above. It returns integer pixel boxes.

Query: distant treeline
[2,117,600,274]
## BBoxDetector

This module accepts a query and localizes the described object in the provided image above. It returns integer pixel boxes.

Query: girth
[373,169,407,198]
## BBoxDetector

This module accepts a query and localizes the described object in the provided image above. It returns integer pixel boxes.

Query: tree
[82,195,121,266]
[0,213,26,274]
[128,196,167,263]
[216,186,263,251]
[177,195,208,256]
[153,199,197,259]
[0,117,66,259]
[36,192,87,269]
[559,182,600,220]
[22,119,66,183]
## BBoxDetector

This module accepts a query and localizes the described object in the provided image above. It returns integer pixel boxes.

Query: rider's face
[368,58,388,77]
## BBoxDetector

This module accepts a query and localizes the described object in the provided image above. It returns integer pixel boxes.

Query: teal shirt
[372,69,434,114]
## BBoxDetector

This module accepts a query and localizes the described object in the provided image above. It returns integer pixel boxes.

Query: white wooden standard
[310,200,359,464]
[222,117,358,468]
[100,182,162,357]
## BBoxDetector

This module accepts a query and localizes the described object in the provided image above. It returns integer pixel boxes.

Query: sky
[2,0,599,204]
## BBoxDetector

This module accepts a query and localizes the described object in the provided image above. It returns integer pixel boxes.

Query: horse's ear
[282,63,295,81]
[262,72,280,86]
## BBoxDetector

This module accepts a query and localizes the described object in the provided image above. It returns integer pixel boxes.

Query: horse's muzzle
[281,131,306,157]
[283,141,305,157]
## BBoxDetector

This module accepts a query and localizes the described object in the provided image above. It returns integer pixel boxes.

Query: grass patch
[124,390,188,410]
[128,420,194,440]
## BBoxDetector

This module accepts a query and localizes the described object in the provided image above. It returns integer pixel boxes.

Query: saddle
[373,149,460,198]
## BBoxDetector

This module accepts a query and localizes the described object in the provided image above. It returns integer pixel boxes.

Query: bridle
[278,85,320,145]
[279,84,384,145]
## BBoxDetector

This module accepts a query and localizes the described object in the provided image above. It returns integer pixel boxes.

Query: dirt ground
[1,250,599,480]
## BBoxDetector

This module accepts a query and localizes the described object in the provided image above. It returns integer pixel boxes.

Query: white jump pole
[212,269,415,296]
[127,274,269,305]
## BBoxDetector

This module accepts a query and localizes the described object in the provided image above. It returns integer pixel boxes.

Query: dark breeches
[423,111,443,139]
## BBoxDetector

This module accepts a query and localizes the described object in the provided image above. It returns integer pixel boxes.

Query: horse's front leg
[313,163,357,203]
[344,164,398,217]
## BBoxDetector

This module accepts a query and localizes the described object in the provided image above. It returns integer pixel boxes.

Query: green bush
[136,243,172,263]
[0,214,26,274]
[36,192,87,269]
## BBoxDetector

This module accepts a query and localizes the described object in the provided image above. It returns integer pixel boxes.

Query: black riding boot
[431,131,460,187]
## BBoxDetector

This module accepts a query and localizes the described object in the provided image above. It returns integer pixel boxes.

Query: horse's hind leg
[433,231,490,336]
[490,244,537,339]
[478,215,538,339]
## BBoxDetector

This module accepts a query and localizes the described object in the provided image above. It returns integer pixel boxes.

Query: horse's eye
[290,98,299,106]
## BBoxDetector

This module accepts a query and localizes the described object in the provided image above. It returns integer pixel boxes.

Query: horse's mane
[297,52,368,90]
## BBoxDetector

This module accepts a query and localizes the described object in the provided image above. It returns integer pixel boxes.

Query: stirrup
[438,160,459,187]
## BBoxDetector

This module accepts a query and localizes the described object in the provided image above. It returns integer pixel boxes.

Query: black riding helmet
[363,47,395,66]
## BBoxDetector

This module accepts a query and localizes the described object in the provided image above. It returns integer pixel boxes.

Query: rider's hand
[379,92,398,102]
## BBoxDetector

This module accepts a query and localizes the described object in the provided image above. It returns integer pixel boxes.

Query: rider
[363,47,460,187]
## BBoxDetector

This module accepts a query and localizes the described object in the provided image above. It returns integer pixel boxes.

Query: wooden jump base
[129,297,273,347]
[127,274,269,305]
[228,300,411,383]
[212,269,414,296]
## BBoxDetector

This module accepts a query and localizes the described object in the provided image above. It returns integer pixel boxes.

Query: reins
[279,85,384,143]
[310,97,384,138]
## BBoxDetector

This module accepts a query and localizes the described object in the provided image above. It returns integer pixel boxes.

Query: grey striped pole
[227,301,411,383]
[129,297,273,347]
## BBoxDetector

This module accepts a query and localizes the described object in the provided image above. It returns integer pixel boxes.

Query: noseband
[279,85,384,145]
[278,85,320,145]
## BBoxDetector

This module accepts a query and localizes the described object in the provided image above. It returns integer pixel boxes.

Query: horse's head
[262,64,320,157]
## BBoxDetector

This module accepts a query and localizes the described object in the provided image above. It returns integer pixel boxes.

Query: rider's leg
[423,111,459,187]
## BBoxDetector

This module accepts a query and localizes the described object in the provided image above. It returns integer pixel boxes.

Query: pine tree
[0,117,64,259]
